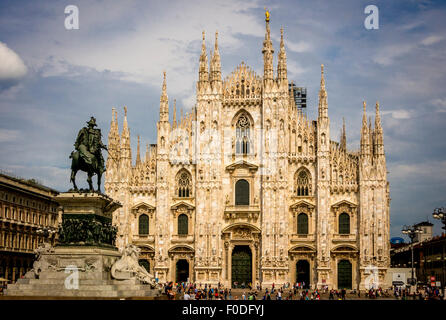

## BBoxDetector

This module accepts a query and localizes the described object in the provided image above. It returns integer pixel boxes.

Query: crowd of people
[393,286,444,300]
[161,281,427,300]
[160,280,445,301]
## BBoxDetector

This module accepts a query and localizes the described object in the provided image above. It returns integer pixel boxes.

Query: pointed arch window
[178,214,188,235]
[297,213,309,235]
[138,214,149,235]
[295,169,311,196]
[177,170,192,198]
[236,114,252,155]
[339,213,350,234]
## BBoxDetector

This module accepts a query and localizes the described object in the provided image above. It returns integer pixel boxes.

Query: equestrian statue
[70,116,107,192]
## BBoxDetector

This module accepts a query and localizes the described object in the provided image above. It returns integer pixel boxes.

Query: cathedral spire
[277,27,287,82]
[374,101,384,156]
[262,8,274,84]
[198,31,209,86]
[210,31,222,87]
[120,106,132,164]
[360,101,370,156]
[122,106,129,139]
[318,64,328,119]
[109,107,118,140]
[145,143,149,163]
[173,99,177,129]
[340,117,346,150]
[375,101,381,130]
[107,107,120,169]
[159,71,169,122]
[362,100,368,128]
[136,134,141,166]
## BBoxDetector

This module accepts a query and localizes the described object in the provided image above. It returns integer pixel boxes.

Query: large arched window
[235,179,250,205]
[297,213,309,235]
[176,170,192,198]
[178,214,188,235]
[138,214,149,235]
[236,113,252,154]
[339,213,350,234]
[295,169,311,196]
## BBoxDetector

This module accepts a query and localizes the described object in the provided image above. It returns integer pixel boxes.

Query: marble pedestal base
[4,246,161,297]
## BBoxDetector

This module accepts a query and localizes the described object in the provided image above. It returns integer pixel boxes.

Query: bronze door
[231,246,252,288]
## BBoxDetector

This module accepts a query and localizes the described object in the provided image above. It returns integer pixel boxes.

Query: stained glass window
[296,169,311,196]
[236,114,251,154]
[177,171,191,197]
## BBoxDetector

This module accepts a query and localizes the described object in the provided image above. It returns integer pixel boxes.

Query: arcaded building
[0,172,59,282]
[105,13,390,290]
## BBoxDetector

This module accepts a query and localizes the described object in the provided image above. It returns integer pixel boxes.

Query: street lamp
[432,207,446,230]
[402,225,422,287]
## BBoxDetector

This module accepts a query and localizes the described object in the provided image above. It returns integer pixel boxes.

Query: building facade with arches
[104,13,390,290]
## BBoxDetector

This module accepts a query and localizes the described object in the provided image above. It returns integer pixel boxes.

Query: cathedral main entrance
[337,260,352,289]
[296,260,310,288]
[176,259,189,283]
[231,246,252,288]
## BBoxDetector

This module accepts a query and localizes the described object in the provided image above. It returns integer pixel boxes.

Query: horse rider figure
[74,116,107,174]
[70,116,107,192]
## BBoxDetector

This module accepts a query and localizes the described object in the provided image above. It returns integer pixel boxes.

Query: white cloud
[0,129,21,142]
[181,93,196,111]
[287,60,307,77]
[372,44,414,66]
[382,109,412,119]
[0,42,27,87]
[0,164,70,191]
[421,35,443,46]
[19,0,265,99]
[388,160,446,184]
[286,40,311,53]
[431,98,446,112]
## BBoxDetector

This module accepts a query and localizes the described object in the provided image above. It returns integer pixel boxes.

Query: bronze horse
[69,150,104,193]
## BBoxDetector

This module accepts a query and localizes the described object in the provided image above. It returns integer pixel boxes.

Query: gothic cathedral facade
[105,15,390,290]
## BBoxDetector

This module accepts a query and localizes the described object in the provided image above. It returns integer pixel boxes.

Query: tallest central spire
[265,7,271,40]
[262,8,274,83]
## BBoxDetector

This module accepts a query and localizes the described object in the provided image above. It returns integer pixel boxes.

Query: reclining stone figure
[111,244,156,287]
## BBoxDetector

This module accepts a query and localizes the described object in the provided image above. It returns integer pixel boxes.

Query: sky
[0,0,445,239]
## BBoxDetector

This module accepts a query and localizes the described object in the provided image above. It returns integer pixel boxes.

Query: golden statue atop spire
[264,7,270,22]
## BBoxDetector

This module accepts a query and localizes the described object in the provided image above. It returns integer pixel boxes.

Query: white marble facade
[104,14,390,290]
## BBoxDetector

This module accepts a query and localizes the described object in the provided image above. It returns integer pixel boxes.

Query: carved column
[250,243,256,287]
[228,244,234,287]
[224,241,229,281]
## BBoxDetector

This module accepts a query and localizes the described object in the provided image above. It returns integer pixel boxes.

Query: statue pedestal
[4,192,161,298]
[56,192,121,248]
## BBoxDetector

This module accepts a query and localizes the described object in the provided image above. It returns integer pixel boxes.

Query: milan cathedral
[105,13,390,290]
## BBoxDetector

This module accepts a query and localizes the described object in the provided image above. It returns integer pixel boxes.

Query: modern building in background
[391,228,446,288]
[288,82,307,114]
[413,221,433,243]
[0,172,59,282]
[105,13,390,290]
